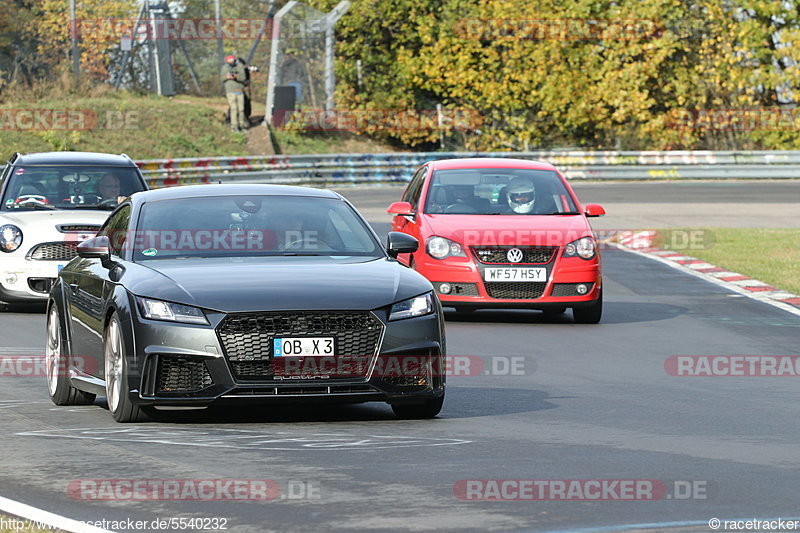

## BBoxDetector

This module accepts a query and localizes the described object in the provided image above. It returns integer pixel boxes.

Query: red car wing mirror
[584,203,606,217]
[387,201,414,216]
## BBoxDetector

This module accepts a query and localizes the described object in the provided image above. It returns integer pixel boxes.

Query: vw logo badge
[506,248,523,263]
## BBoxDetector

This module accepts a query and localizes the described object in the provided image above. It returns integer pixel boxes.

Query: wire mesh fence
[269,3,327,114]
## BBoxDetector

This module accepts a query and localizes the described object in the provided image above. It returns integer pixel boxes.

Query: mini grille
[29,242,78,261]
[57,224,100,233]
[217,312,384,380]
[156,356,213,392]
[473,246,555,264]
[550,282,595,297]
[485,282,547,299]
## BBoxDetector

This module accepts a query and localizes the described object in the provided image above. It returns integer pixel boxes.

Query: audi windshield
[129,195,383,260]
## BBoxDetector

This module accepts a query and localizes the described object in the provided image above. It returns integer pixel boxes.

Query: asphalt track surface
[1,182,799,533]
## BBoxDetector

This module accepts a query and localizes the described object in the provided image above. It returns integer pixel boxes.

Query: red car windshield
[424,168,578,215]
[1,166,146,211]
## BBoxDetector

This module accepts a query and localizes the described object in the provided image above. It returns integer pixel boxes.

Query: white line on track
[0,494,112,533]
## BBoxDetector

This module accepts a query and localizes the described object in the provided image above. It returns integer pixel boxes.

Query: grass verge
[1,92,394,159]
[655,227,800,295]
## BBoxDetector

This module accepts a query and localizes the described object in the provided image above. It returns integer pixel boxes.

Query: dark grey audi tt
[46,184,445,422]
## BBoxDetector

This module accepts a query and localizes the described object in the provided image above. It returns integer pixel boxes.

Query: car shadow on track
[443,301,686,325]
[151,402,400,424]
[1,302,46,313]
[107,387,557,424]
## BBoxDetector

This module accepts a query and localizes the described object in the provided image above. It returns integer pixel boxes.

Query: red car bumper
[414,248,601,309]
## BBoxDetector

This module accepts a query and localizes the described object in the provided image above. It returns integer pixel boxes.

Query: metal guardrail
[136,150,800,188]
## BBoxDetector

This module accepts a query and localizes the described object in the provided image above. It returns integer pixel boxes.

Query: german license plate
[483,267,546,282]
[273,337,335,357]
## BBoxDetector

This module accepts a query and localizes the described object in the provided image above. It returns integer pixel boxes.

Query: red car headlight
[563,237,596,260]
[426,236,466,260]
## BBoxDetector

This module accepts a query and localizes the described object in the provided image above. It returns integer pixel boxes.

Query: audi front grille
[216,312,384,381]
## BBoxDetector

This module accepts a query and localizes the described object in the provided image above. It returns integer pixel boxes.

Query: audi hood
[120,256,433,313]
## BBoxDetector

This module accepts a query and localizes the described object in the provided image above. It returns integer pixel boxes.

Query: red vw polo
[388,158,606,323]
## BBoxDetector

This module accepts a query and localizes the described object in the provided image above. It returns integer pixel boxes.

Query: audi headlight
[389,292,435,321]
[137,297,208,325]
[426,236,465,260]
[563,237,596,260]
[0,225,22,253]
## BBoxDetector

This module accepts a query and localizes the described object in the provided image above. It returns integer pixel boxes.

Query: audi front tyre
[46,306,96,406]
[105,313,150,422]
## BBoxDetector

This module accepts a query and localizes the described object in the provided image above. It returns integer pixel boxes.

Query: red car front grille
[472,246,556,264]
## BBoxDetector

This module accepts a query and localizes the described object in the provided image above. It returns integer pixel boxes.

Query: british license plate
[483,267,546,282]
[273,337,335,357]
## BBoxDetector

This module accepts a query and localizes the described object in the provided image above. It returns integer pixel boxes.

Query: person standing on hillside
[221,55,248,132]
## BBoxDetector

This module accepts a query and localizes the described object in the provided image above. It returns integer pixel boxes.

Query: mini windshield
[424,168,578,215]
[131,195,383,260]
[1,166,145,211]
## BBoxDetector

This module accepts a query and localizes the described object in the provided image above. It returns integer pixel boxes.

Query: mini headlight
[0,225,23,253]
[137,297,209,325]
[426,236,465,260]
[389,292,435,321]
[563,237,596,260]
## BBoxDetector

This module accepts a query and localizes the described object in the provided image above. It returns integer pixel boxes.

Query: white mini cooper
[0,152,148,307]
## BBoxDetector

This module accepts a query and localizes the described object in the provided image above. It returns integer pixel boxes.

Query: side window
[98,205,131,257]
[402,166,427,209]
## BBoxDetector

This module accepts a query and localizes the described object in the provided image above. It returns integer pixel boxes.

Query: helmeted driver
[506,177,536,214]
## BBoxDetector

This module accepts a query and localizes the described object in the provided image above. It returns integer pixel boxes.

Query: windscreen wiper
[71,204,116,210]
[13,203,56,210]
